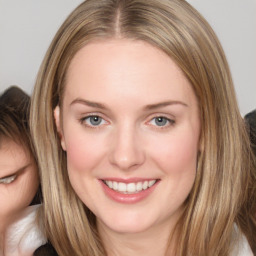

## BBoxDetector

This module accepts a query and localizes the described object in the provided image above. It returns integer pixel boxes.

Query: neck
[0,214,15,253]
[0,217,11,256]
[0,230,5,256]
[98,219,177,256]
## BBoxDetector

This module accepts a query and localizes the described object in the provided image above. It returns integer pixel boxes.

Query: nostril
[108,148,145,171]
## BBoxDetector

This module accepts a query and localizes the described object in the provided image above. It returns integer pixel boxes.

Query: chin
[99,213,155,234]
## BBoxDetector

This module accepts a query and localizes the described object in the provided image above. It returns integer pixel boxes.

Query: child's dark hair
[0,86,32,151]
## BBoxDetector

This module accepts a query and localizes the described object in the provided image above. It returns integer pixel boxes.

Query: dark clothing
[34,243,58,256]
[245,109,256,155]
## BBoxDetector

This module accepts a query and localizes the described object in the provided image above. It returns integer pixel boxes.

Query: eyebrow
[143,101,188,110]
[70,98,108,110]
[70,98,188,111]
[0,163,30,180]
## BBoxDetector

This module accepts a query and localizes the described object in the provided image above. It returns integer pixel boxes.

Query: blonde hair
[30,0,255,255]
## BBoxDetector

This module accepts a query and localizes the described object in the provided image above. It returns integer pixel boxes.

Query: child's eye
[0,175,17,184]
[148,116,174,127]
[81,115,107,127]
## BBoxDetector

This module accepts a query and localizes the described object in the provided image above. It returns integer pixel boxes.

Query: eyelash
[79,114,108,128]
[79,114,175,129]
[0,174,17,184]
[147,116,175,129]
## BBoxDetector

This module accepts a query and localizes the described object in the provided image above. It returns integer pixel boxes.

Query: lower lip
[99,180,159,204]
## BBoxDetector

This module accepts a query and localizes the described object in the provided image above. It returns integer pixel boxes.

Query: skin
[0,138,39,247]
[55,39,201,256]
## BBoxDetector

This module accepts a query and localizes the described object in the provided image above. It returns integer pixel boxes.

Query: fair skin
[55,39,201,256]
[0,138,39,251]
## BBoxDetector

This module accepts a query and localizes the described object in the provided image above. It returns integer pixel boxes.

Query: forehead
[64,39,196,106]
[0,139,30,175]
[67,39,184,81]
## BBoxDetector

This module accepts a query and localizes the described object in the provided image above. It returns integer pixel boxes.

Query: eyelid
[79,113,110,127]
[146,114,175,128]
[0,174,17,184]
[0,164,30,185]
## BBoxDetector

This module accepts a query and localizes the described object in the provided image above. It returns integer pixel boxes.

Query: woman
[0,86,46,255]
[30,0,255,255]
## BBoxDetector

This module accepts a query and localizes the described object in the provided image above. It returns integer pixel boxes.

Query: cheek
[64,133,106,209]
[0,167,39,219]
[21,165,40,204]
[66,140,96,174]
[149,130,199,175]
[65,130,107,174]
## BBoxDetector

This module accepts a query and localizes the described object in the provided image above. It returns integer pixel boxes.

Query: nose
[108,125,145,171]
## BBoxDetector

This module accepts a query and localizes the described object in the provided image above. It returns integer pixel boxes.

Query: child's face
[55,39,201,235]
[0,139,39,230]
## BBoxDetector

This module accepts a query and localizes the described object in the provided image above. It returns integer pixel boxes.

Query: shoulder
[245,109,256,144]
[231,227,254,256]
[5,204,47,256]
[33,243,58,256]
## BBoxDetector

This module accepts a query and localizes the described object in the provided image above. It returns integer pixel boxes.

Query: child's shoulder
[34,243,58,256]
[5,204,47,256]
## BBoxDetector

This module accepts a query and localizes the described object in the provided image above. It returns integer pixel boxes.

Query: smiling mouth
[102,179,158,194]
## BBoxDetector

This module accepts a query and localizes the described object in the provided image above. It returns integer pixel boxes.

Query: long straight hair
[30,0,255,255]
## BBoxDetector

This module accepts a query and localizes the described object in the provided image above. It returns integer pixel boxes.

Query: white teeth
[105,181,113,189]
[118,182,126,192]
[127,183,136,193]
[136,182,143,191]
[142,181,148,190]
[113,181,118,190]
[148,180,155,187]
[104,180,157,194]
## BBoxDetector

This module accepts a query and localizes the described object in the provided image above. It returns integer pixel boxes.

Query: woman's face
[0,139,39,230]
[55,39,201,234]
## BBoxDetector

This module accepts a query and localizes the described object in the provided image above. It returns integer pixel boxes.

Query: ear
[54,106,66,151]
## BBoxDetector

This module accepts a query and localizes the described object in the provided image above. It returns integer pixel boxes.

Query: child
[0,86,46,256]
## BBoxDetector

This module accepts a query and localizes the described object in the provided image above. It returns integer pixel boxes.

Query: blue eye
[149,116,174,127]
[82,115,107,127]
[154,117,168,126]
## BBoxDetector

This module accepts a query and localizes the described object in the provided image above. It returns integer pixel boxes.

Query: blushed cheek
[152,136,199,175]
[65,138,105,207]
[66,137,103,176]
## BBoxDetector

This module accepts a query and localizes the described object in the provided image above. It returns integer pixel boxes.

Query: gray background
[0,0,255,115]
